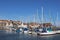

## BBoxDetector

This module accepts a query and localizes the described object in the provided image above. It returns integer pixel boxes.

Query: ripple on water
[0,31,60,40]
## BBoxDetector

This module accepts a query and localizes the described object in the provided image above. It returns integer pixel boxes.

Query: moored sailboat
[38,7,56,36]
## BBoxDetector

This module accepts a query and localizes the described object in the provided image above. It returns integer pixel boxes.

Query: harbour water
[0,30,60,40]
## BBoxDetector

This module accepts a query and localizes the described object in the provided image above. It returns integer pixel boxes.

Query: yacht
[38,27,56,36]
[16,28,23,33]
[38,7,56,36]
[23,28,29,34]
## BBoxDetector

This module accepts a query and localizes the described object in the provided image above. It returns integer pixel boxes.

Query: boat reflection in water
[0,30,60,40]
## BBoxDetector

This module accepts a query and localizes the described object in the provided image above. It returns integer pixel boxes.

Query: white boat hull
[38,31,56,36]
[24,31,28,33]
[28,31,32,34]
[55,30,60,34]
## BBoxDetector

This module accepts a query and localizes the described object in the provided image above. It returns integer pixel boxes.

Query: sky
[0,0,60,25]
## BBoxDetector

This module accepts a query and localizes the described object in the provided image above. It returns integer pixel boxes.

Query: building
[29,22,40,29]
[0,20,22,30]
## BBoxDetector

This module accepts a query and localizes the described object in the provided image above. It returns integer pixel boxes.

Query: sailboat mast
[33,15,35,23]
[37,8,40,23]
[42,7,44,23]
[56,12,58,27]
[56,12,58,22]
[41,7,44,27]
[37,9,38,23]
[49,11,52,24]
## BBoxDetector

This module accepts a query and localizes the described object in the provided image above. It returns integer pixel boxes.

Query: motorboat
[23,28,29,33]
[16,28,23,33]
